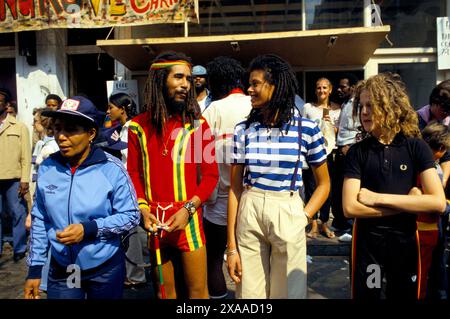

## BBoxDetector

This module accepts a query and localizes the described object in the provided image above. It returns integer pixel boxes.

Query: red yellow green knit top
[127,111,219,206]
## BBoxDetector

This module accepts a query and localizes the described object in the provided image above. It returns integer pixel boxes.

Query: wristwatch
[183,201,196,217]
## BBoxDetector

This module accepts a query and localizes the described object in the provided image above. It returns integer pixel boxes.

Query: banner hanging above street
[0,0,198,33]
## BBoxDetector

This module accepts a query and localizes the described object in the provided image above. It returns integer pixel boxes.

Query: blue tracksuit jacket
[27,147,140,279]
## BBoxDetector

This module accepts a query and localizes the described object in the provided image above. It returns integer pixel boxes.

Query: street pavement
[0,233,351,299]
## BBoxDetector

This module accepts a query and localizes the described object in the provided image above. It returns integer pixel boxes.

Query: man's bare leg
[151,250,177,299]
[181,246,209,299]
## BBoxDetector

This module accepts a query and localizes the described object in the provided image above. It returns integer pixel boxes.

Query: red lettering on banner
[130,0,149,14]
[0,0,18,21]
[0,0,193,29]
[149,0,158,10]
[18,0,35,17]
[38,0,63,17]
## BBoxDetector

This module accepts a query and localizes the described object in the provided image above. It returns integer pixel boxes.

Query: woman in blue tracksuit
[24,96,140,299]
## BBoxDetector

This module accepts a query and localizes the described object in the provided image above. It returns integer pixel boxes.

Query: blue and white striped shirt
[231,109,327,192]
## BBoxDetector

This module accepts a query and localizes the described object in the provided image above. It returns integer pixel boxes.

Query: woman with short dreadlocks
[127,51,219,299]
[226,54,330,298]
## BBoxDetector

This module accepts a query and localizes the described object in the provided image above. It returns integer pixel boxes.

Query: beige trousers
[235,187,308,299]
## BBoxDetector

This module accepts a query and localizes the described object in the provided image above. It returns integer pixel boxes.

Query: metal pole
[301,0,306,30]
[363,0,372,27]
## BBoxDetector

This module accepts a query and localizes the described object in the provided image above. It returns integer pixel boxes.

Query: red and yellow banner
[0,0,198,33]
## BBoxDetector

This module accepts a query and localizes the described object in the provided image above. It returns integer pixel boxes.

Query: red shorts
[149,201,206,252]
[418,229,439,299]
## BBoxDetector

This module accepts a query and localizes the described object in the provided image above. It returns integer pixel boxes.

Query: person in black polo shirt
[343,73,446,299]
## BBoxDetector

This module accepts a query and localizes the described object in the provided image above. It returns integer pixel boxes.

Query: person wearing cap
[0,87,31,263]
[24,96,140,299]
[127,51,219,299]
[192,65,212,113]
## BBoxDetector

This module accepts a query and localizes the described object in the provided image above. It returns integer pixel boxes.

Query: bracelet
[304,211,312,223]
[138,199,149,208]
[226,249,238,256]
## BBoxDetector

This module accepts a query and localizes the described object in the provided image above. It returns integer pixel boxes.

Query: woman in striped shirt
[226,55,330,299]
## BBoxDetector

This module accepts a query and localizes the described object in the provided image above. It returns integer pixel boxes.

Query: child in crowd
[417,121,450,299]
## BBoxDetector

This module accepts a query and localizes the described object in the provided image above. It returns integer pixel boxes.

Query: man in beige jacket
[0,88,31,262]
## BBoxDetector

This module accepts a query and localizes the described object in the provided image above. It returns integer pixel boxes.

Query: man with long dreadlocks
[127,51,219,299]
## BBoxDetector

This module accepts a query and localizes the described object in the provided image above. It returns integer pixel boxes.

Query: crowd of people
[0,51,449,300]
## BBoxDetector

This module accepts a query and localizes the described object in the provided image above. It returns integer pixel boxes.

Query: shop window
[377,0,445,48]
[132,24,184,38]
[68,54,115,112]
[378,63,437,108]
[68,28,113,46]
[187,0,304,36]
[0,33,15,46]
[306,0,363,30]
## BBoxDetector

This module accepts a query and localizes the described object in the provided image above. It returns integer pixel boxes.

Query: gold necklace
[162,121,177,156]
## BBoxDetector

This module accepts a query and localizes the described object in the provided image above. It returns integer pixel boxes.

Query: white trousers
[235,187,308,299]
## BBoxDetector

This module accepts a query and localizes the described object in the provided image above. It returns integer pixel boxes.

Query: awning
[97,26,390,71]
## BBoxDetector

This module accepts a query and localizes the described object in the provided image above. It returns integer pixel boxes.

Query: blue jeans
[47,253,126,299]
[0,179,28,255]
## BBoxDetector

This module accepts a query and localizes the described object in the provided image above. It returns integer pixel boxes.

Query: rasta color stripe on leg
[184,212,204,252]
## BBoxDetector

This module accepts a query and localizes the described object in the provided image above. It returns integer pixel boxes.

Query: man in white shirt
[202,56,252,299]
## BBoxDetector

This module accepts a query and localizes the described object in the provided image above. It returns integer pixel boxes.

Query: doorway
[68,53,115,112]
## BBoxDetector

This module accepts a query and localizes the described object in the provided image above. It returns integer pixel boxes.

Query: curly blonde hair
[353,72,420,139]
